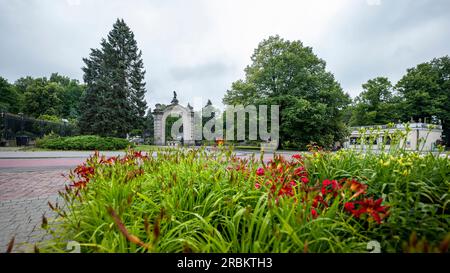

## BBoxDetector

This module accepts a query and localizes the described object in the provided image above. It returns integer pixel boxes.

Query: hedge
[36,135,133,150]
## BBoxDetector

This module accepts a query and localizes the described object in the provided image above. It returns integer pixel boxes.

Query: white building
[343,123,443,152]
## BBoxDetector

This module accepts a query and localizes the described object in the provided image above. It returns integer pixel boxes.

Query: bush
[36,135,133,150]
[38,146,449,253]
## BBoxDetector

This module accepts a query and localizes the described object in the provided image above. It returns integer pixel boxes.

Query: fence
[0,112,77,146]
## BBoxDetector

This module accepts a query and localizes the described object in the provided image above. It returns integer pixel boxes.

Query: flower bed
[39,147,449,253]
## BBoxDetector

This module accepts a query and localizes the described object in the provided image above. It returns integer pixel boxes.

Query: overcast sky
[1,0,449,110]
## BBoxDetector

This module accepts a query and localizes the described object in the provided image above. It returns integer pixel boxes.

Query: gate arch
[153,92,194,146]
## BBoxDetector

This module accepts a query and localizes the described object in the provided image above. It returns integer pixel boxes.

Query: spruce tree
[79,18,147,137]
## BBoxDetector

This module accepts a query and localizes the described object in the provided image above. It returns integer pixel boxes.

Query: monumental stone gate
[153,91,195,146]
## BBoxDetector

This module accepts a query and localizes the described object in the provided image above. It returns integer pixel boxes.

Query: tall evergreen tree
[79,18,147,137]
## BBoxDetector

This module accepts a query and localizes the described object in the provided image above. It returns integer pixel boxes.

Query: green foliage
[35,132,60,147]
[36,135,132,150]
[3,74,85,120]
[129,129,143,137]
[23,81,63,117]
[223,35,351,149]
[37,114,61,123]
[308,150,449,252]
[0,77,23,113]
[49,73,85,119]
[165,115,182,141]
[396,56,450,146]
[79,18,147,138]
[37,142,449,253]
[349,77,402,126]
[348,56,450,148]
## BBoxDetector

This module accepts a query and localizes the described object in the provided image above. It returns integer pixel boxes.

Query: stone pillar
[183,110,195,146]
[153,106,164,146]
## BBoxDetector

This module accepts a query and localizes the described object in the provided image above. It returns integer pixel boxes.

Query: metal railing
[350,122,442,131]
[0,111,77,146]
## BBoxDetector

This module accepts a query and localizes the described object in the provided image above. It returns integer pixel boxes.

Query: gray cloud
[170,61,233,81]
[318,0,450,96]
[0,0,449,107]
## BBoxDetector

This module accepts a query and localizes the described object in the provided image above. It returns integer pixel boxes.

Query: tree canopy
[396,56,450,145]
[0,76,22,113]
[349,77,402,126]
[0,74,84,121]
[223,35,351,149]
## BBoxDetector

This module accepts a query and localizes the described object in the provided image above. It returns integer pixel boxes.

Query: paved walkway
[0,151,106,252]
[0,150,125,159]
[0,169,68,252]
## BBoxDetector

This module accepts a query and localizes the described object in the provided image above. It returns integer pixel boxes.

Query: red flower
[73,165,95,182]
[312,195,328,208]
[255,183,261,189]
[352,198,388,224]
[321,179,341,196]
[71,180,87,189]
[256,167,265,176]
[100,156,116,165]
[275,176,285,184]
[344,202,355,212]
[301,177,309,184]
[270,184,277,193]
[294,167,305,176]
[311,208,318,218]
[292,154,302,160]
[278,184,294,197]
[276,163,283,173]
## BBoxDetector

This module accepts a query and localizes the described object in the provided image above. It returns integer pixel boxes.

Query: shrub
[36,135,133,150]
[37,146,449,253]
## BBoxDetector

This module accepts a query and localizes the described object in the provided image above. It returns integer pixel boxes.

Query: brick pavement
[0,169,69,252]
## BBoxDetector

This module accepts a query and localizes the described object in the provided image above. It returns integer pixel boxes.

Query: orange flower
[347,179,368,200]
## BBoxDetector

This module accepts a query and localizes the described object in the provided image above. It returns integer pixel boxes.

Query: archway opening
[165,114,183,143]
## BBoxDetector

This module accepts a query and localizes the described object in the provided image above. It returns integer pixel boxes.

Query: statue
[171,91,179,104]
